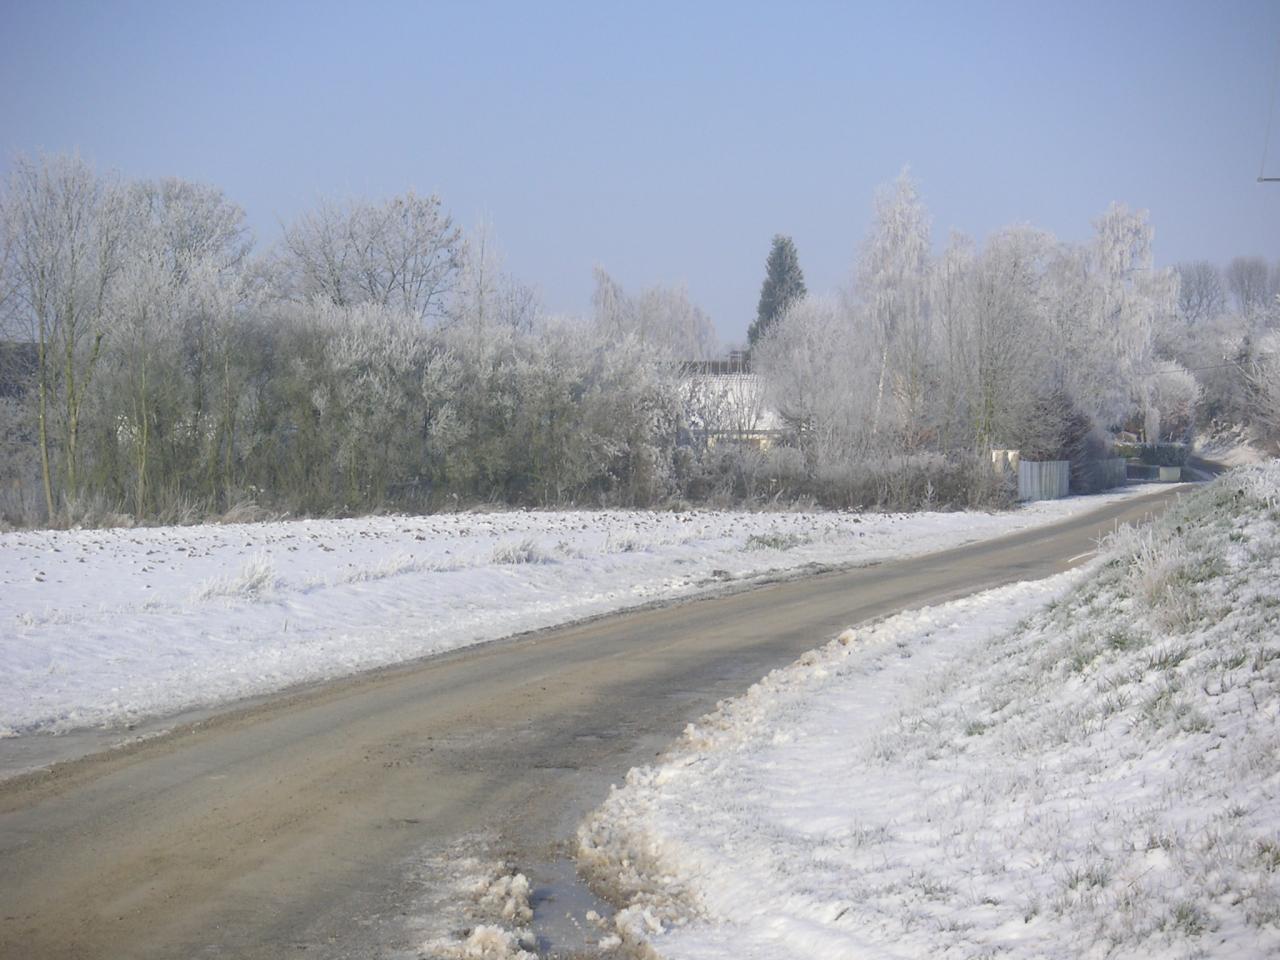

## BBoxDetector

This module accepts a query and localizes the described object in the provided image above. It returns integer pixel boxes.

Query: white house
[679,353,785,448]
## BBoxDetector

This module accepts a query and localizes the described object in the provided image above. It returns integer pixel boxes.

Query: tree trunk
[36,335,55,522]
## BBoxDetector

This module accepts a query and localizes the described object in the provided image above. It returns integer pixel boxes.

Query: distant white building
[679,352,785,448]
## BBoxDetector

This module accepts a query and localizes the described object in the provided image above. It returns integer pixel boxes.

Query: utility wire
[1130,358,1265,376]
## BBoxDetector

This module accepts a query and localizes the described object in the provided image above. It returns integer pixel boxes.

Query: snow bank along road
[0,488,1185,960]
[580,467,1280,959]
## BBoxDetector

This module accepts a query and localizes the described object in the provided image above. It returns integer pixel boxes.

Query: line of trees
[1,155,1276,527]
[757,176,1174,468]
[0,155,708,525]
[1160,256,1280,441]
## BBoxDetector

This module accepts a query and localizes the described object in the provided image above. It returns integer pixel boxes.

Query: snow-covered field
[578,465,1280,960]
[0,490,1160,739]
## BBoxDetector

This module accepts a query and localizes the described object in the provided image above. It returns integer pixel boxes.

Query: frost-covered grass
[192,553,279,601]
[491,538,558,565]
[0,487,1159,740]
[578,465,1280,960]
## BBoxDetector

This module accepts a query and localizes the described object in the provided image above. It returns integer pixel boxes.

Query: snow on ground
[348,831,538,960]
[1196,427,1270,469]
[414,842,537,960]
[578,465,1280,960]
[0,486,1162,738]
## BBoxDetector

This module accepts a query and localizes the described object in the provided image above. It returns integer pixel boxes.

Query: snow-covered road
[0,485,1191,960]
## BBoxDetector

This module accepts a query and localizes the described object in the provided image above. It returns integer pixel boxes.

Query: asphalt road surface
[0,486,1187,960]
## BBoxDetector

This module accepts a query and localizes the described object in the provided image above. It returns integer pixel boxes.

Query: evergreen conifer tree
[748,234,807,346]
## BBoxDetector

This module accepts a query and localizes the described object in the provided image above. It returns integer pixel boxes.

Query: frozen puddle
[528,857,617,957]
[403,838,616,959]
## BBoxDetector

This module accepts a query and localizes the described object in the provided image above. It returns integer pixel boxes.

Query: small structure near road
[993,450,1070,501]
[1018,459,1071,501]
[993,450,1126,501]
[1117,442,1188,483]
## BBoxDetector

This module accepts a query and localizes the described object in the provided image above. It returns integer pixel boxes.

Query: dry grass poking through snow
[578,464,1280,959]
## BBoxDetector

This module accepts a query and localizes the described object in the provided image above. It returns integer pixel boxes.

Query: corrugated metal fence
[1018,460,1070,501]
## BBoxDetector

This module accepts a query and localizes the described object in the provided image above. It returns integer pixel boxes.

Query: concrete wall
[1018,459,1070,501]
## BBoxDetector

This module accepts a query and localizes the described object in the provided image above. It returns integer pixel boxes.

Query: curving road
[0,486,1186,960]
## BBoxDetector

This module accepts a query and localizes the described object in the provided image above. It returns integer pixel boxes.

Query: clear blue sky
[2,0,1278,344]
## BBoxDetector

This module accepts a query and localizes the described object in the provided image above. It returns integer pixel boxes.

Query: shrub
[1115,442,1189,467]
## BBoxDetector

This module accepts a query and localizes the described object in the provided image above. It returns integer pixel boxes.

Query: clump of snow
[478,872,533,926]
[0,487,1167,738]
[428,924,535,960]
[408,838,537,960]
[579,464,1280,959]
[424,869,537,959]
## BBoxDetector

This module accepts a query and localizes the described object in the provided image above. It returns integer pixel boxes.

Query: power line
[1133,358,1258,376]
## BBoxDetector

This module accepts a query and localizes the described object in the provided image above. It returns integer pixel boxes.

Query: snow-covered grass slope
[0,492,1150,738]
[578,465,1280,960]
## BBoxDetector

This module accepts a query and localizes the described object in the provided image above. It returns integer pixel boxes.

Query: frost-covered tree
[1,155,131,518]
[1044,204,1174,433]
[928,231,976,451]
[1225,256,1272,317]
[1248,331,1280,448]
[108,179,254,511]
[578,328,679,505]
[5,152,1241,523]
[747,235,806,346]
[1142,360,1201,443]
[959,226,1061,453]
[106,248,178,517]
[591,268,718,360]
[856,171,933,447]
[280,191,463,321]
[313,301,431,505]
[451,221,539,337]
[754,295,877,461]
[1175,261,1225,327]
[133,178,252,278]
